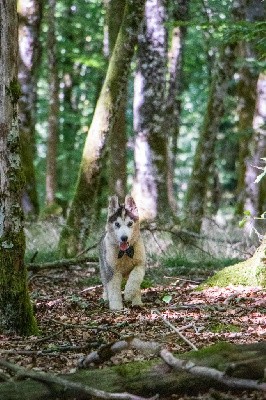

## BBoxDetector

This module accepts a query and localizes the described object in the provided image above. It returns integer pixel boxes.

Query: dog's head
[107,195,139,250]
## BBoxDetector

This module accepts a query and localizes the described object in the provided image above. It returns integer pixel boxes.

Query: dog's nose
[121,235,128,242]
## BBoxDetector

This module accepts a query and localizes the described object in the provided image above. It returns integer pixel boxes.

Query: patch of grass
[208,323,241,334]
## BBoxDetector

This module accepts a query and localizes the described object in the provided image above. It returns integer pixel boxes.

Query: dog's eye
[115,222,120,228]
[127,221,133,227]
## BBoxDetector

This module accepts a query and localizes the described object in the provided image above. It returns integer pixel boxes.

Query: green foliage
[36,0,106,209]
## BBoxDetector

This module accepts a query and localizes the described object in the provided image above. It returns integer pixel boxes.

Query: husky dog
[99,195,146,310]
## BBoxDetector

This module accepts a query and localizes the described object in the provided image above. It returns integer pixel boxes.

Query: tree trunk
[106,0,127,201]
[166,0,190,213]
[235,45,258,216]
[132,0,173,222]
[234,0,265,219]
[243,73,266,221]
[183,42,236,233]
[0,0,38,335]
[18,0,42,218]
[58,0,146,257]
[46,0,59,207]
[0,341,266,399]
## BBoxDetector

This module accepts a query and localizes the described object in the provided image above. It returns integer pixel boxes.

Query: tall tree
[0,0,38,335]
[183,42,236,232]
[234,43,258,216]
[18,0,42,217]
[132,0,173,222]
[244,73,266,218]
[58,0,146,257]
[234,0,266,219]
[46,0,59,207]
[166,0,190,212]
[106,0,127,200]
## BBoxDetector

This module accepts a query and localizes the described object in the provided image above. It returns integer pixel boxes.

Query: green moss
[181,341,236,370]
[197,258,259,290]
[7,79,22,104]
[208,323,241,333]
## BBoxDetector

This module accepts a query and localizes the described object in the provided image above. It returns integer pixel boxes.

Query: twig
[0,345,91,356]
[159,348,266,392]
[0,358,158,400]
[153,309,198,351]
[27,255,98,272]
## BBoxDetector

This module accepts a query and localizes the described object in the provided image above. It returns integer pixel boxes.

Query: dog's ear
[108,195,119,216]
[125,195,138,218]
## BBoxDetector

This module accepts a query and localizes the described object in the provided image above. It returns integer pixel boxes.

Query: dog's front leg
[107,273,123,310]
[124,266,145,306]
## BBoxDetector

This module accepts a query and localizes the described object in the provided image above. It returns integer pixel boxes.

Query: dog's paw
[109,302,123,311]
[131,298,143,307]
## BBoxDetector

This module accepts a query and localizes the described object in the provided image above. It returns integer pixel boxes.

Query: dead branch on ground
[27,255,98,272]
[78,337,266,392]
[0,358,158,400]
[159,348,266,392]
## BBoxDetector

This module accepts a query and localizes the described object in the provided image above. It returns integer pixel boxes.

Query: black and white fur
[99,195,146,310]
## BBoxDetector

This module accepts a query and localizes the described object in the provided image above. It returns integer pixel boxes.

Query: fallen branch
[78,337,161,368]
[159,348,266,392]
[153,309,198,351]
[27,255,98,272]
[0,359,158,400]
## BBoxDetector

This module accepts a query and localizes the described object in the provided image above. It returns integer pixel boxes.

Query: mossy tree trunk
[1,341,266,399]
[46,0,59,208]
[18,0,42,217]
[132,0,173,222]
[202,235,266,288]
[106,0,127,201]
[0,0,38,335]
[58,0,145,257]
[183,42,236,232]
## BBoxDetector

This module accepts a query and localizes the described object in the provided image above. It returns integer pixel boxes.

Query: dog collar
[118,245,134,259]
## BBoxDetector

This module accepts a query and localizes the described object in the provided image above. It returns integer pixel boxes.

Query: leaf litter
[0,262,265,400]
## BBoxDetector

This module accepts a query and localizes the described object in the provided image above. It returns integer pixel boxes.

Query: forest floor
[1,221,266,399]
[1,260,266,399]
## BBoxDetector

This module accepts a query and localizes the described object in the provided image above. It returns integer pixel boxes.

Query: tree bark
[106,0,127,201]
[165,0,190,213]
[58,0,146,257]
[243,73,266,220]
[46,0,59,207]
[132,0,173,222]
[183,42,236,233]
[234,0,265,219]
[0,0,38,335]
[18,0,42,217]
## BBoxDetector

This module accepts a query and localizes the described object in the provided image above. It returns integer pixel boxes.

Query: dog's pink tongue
[119,242,129,251]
